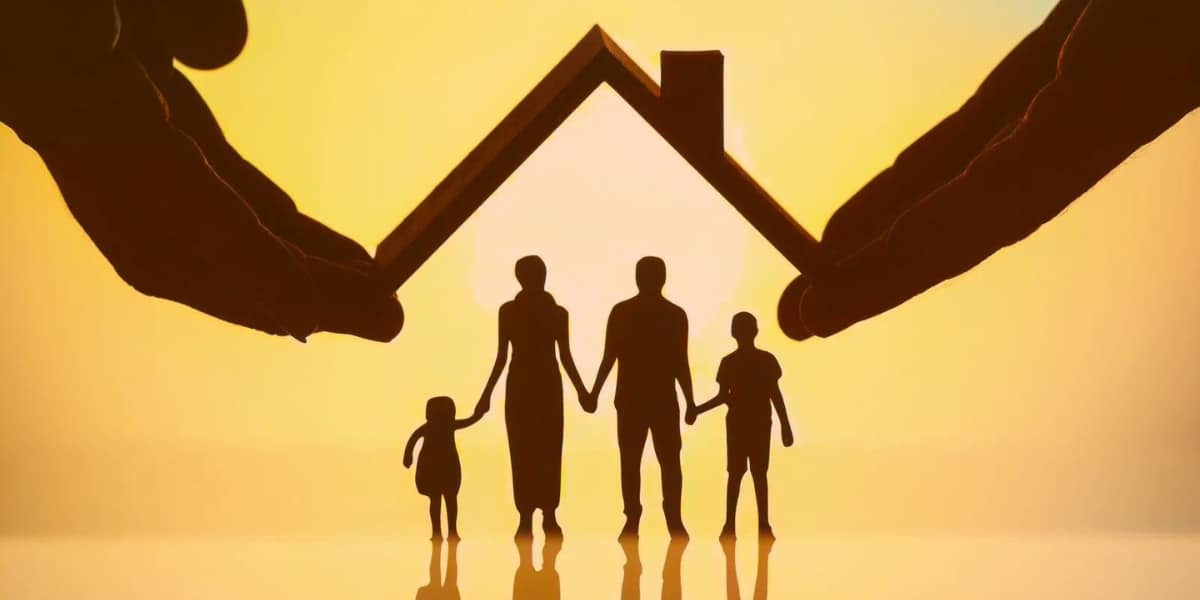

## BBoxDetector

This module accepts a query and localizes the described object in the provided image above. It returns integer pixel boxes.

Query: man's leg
[649,406,686,538]
[617,409,649,537]
[543,509,562,537]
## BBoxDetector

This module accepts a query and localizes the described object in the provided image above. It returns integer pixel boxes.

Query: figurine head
[515,255,547,291]
[731,311,758,345]
[425,396,456,423]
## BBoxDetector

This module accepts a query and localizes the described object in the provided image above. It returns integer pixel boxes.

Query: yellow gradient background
[2,1,1199,598]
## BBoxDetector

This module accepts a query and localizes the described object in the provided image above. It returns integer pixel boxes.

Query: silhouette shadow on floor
[620,537,688,600]
[414,539,459,600]
[513,536,563,600]
[720,537,773,599]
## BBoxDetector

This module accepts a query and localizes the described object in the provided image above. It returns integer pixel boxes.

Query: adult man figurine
[590,257,696,539]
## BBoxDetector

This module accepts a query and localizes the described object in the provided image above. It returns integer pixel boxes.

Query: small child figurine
[404,396,484,541]
[688,312,794,540]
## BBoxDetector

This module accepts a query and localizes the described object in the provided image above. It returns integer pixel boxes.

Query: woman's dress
[501,290,566,513]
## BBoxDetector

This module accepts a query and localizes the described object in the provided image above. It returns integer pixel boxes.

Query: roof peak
[375,27,826,292]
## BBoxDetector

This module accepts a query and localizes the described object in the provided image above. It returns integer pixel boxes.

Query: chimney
[660,50,724,152]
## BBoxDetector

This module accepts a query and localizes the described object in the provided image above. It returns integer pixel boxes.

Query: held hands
[684,405,697,426]
[578,386,598,414]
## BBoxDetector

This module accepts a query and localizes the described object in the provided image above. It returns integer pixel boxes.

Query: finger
[73,124,320,338]
[819,0,1092,260]
[145,65,393,336]
[304,254,405,342]
[155,68,375,266]
[800,1,1200,337]
[34,51,402,341]
[4,32,297,338]
[152,0,247,69]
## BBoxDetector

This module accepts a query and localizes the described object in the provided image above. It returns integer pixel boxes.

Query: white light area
[468,86,749,366]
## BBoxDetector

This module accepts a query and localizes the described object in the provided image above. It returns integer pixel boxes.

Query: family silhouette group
[403,256,795,542]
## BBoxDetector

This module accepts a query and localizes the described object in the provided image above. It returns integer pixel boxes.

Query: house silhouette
[375,25,829,332]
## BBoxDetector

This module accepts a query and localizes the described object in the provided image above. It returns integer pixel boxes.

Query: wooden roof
[375,25,829,291]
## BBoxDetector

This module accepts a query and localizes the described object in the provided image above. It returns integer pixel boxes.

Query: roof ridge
[374,26,827,294]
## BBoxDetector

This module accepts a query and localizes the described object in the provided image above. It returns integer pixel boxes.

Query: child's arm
[690,356,731,425]
[769,383,794,447]
[454,411,484,430]
[403,424,425,468]
[694,389,730,416]
[687,387,729,424]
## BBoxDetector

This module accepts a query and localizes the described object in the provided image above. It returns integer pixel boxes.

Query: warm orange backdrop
[2,0,1198,544]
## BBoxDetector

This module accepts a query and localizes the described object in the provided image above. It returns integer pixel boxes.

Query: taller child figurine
[690,312,794,539]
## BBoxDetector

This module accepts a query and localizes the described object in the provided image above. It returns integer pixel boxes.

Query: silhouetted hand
[574,385,593,413]
[780,1,1200,340]
[781,427,794,448]
[0,1,403,342]
[580,390,598,414]
[683,406,697,426]
[403,456,413,469]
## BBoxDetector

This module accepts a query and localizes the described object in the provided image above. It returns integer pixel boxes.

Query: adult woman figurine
[477,255,590,538]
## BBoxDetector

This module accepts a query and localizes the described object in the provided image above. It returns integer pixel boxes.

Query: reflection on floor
[415,540,459,600]
[3,536,1198,599]
[721,538,772,600]
[620,537,691,600]
[513,536,562,600]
